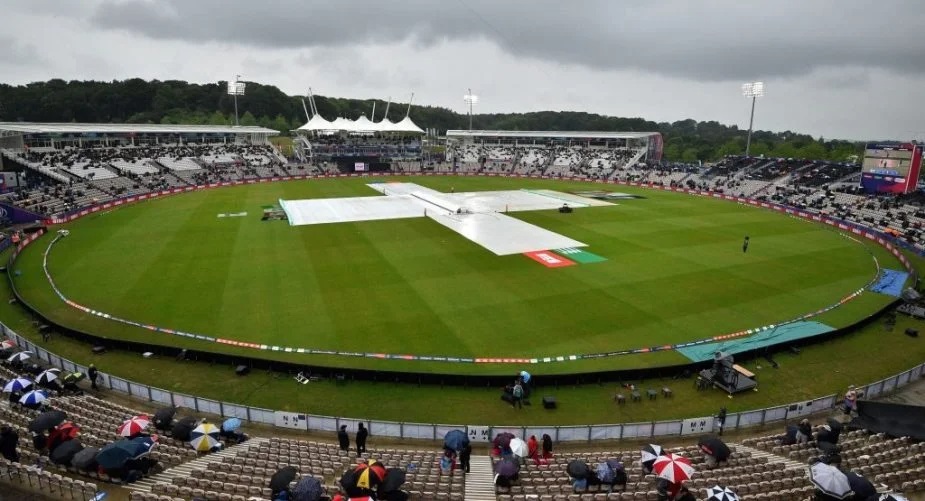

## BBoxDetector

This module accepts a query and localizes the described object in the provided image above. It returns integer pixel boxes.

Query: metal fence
[3,321,923,443]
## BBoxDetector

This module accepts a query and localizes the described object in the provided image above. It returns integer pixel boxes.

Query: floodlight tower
[227,75,246,126]
[742,81,765,157]
[463,89,479,131]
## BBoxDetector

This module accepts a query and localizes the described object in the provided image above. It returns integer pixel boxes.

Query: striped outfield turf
[9,175,901,373]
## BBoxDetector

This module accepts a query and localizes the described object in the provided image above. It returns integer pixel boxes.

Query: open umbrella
[19,389,48,406]
[28,410,67,432]
[0,339,15,349]
[189,422,221,452]
[128,435,157,457]
[566,460,591,479]
[509,437,529,458]
[7,351,32,363]
[291,476,324,501]
[443,430,469,452]
[96,440,140,470]
[698,435,731,461]
[596,462,615,483]
[653,453,695,483]
[3,377,33,393]
[71,446,100,471]
[118,415,150,437]
[153,406,176,430]
[706,485,740,501]
[809,462,851,499]
[35,368,60,385]
[48,422,81,450]
[269,466,298,493]
[880,494,909,501]
[845,471,876,499]
[519,371,531,383]
[379,468,406,494]
[641,444,664,470]
[340,460,387,497]
[50,439,83,465]
[221,417,242,433]
[494,457,520,478]
[493,432,515,450]
[171,416,197,441]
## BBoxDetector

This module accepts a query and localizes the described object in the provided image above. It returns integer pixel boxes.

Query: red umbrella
[0,339,15,349]
[117,415,151,437]
[48,422,81,451]
[653,453,695,483]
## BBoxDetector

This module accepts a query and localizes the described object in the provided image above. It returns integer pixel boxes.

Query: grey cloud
[0,36,45,65]
[86,0,925,81]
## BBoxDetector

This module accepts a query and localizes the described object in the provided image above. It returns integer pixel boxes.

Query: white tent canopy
[297,114,424,134]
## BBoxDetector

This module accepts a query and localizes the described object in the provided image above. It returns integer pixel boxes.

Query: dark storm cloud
[88,0,925,81]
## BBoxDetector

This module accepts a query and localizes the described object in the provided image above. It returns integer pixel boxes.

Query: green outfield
[9,176,902,375]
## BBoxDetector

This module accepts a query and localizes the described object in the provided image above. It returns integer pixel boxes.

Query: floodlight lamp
[742,81,765,98]
[227,81,246,96]
[463,94,479,105]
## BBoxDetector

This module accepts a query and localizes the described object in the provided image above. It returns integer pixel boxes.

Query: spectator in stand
[459,443,472,474]
[796,419,813,444]
[337,425,350,451]
[527,435,539,463]
[356,422,368,456]
[0,425,20,462]
[88,364,99,390]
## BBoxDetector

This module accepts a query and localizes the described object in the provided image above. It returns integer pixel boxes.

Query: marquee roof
[297,114,425,134]
[0,122,279,135]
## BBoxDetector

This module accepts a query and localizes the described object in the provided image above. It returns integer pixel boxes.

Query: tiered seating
[156,157,202,171]
[110,158,160,175]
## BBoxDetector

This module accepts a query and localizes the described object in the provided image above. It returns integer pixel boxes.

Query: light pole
[463,90,479,131]
[227,75,246,126]
[742,81,765,157]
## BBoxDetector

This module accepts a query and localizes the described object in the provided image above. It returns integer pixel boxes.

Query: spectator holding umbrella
[459,443,471,474]
[337,425,350,451]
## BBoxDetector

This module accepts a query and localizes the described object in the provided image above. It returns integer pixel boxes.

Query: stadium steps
[124,437,270,493]
[464,455,497,501]
[734,442,809,475]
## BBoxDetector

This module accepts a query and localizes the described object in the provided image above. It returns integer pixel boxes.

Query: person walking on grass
[742,235,750,253]
[512,380,524,409]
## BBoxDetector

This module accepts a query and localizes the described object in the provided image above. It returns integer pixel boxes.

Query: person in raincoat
[0,425,20,462]
[459,443,471,474]
[440,449,456,473]
[541,434,553,460]
[356,422,368,456]
[527,435,539,463]
[796,419,813,444]
[337,425,350,451]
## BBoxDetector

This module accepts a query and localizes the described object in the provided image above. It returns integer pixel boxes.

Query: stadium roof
[446,130,657,140]
[0,122,279,135]
[297,114,425,134]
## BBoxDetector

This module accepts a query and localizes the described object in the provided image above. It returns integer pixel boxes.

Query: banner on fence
[275,411,308,430]
[680,416,714,436]
[467,425,491,443]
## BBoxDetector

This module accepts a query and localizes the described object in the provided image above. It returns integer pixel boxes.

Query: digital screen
[862,147,913,176]
[354,162,367,172]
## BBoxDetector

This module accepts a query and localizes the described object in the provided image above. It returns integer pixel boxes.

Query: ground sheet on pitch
[278,183,609,255]
[676,321,837,362]
[870,269,909,297]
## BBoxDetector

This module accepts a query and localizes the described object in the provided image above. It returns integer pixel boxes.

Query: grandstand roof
[0,122,279,135]
[446,130,657,140]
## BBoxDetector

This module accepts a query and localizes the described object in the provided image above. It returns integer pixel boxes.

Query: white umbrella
[19,389,49,406]
[509,437,529,458]
[879,494,909,501]
[7,351,32,363]
[653,453,695,483]
[809,462,851,499]
[36,368,61,385]
[706,485,740,501]
[3,377,33,393]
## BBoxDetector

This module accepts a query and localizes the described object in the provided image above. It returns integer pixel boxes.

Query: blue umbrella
[519,371,531,383]
[443,430,469,452]
[222,417,242,433]
[3,377,33,393]
[19,389,48,406]
[96,440,138,470]
[128,436,157,457]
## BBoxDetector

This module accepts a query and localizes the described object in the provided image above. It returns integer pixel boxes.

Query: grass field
[10,176,900,375]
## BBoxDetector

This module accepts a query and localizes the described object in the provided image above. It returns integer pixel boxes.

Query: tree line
[0,78,864,162]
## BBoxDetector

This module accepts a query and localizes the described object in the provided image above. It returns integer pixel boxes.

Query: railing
[2,321,923,443]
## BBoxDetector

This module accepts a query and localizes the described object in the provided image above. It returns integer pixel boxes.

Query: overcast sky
[2,0,924,140]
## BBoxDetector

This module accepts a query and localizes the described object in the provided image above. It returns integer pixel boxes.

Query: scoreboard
[860,143,922,194]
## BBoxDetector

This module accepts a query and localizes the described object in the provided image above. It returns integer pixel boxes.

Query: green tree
[681,148,699,163]
[239,111,258,126]
[271,114,291,133]
[208,111,228,125]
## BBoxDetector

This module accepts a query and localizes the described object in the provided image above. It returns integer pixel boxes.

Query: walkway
[124,437,270,494]
[465,454,496,501]
[735,442,808,474]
